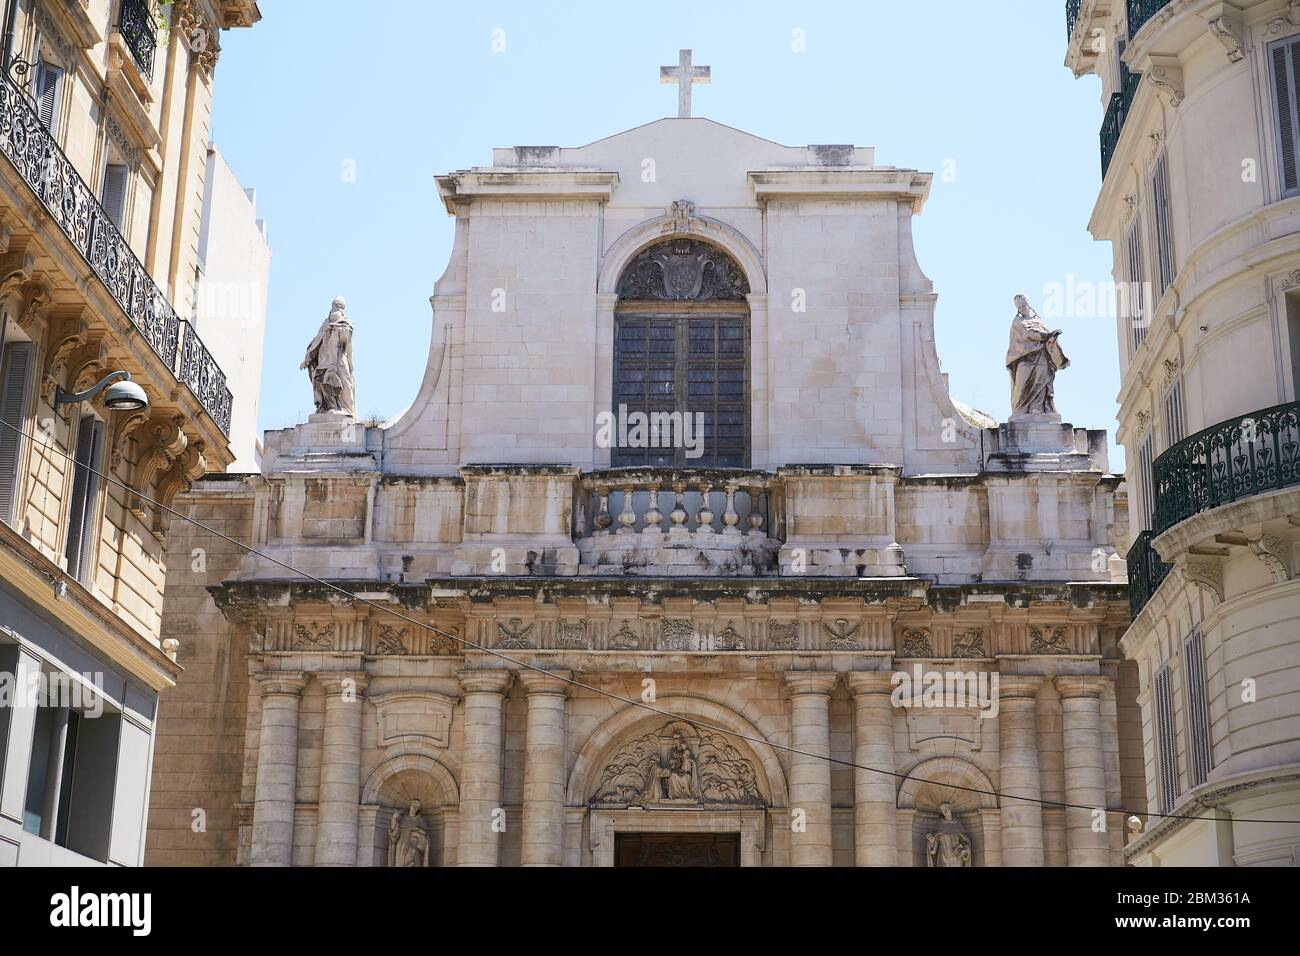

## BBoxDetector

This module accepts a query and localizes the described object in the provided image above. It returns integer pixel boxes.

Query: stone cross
[660,49,710,118]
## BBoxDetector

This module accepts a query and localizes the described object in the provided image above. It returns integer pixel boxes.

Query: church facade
[145,73,1144,865]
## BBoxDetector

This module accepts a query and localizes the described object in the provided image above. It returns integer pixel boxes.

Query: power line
[0,415,1287,828]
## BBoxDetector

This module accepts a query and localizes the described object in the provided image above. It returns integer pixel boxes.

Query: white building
[1066,0,1300,865]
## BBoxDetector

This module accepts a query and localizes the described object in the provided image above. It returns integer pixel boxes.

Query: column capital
[517,669,574,697]
[1054,674,1109,699]
[784,671,838,696]
[846,672,896,697]
[459,669,514,696]
[316,671,370,696]
[254,672,307,696]
[998,675,1044,699]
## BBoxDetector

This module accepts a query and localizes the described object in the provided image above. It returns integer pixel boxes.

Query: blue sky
[211,0,1120,467]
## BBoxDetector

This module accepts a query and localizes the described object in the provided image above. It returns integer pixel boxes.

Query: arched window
[613,239,750,467]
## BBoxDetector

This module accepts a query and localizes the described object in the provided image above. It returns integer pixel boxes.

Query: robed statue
[301,296,356,416]
[925,803,973,868]
[1006,294,1069,417]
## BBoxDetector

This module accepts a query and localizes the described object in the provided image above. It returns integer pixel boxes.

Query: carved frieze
[714,620,746,650]
[590,720,764,808]
[660,618,695,651]
[616,238,749,301]
[1029,626,1070,655]
[557,620,589,649]
[899,628,933,657]
[375,624,408,655]
[293,623,335,651]
[608,621,642,650]
[495,618,535,649]
[767,620,799,650]
[951,628,986,659]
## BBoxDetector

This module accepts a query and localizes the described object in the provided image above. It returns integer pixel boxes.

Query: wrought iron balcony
[117,0,158,81]
[1127,0,1169,39]
[1100,66,1140,178]
[1152,401,1300,535]
[1127,530,1172,617]
[0,66,233,435]
[1067,0,1083,38]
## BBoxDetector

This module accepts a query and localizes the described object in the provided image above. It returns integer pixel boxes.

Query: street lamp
[54,370,149,412]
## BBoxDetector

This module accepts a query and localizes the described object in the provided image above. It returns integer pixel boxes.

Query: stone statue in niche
[925,803,973,868]
[1006,294,1069,418]
[301,296,356,416]
[591,720,763,807]
[387,800,431,868]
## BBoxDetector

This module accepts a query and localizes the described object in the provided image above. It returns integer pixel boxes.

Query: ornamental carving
[293,623,335,651]
[375,625,407,655]
[660,618,695,650]
[1029,627,1070,655]
[1183,556,1224,602]
[900,628,932,657]
[1205,13,1244,63]
[557,620,589,649]
[768,621,799,650]
[609,622,642,650]
[714,621,746,650]
[590,721,764,808]
[616,238,749,302]
[1247,534,1291,584]
[951,629,985,659]
[825,619,862,650]
[495,618,535,649]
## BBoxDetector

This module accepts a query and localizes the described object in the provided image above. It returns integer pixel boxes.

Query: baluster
[746,484,765,536]
[642,482,664,535]
[616,484,637,534]
[695,482,715,534]
[721,483,740,535]
[669,482,689,536]
[593,485,613,534]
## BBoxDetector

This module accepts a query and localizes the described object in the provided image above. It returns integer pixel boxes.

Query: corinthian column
[314,671,368,867]
[250,672,307,867]
[846,672,897,866]
[784,672,837,866]
[518,669,572,867]
[457,670,513,866]
[1055,675,1111,867]
[998,676,1044,866]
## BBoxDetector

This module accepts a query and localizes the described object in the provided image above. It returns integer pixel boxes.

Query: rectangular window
[1183,628,1213,788]
[1137,430,1154,532]
[1125,216,1148,353]
[64,415,104,584]
[1154,664,1180,814]
[0,341,34,525]
[1163,377,1185,449]
[100,163,129,230]
[34,60,63,135]
[1151,152,1175,297]
[1271,36,1300,198]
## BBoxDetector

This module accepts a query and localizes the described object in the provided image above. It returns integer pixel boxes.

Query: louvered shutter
[1137,431,1154,532]
[1126,216,1147,353]
[0,342,34,525]
[1151,153,1174,296]
[65,416,104,583]
[1163,377,1184,448]
[1183,628,1212,788]
[36,62,61,133]
[101,164,129,230]
[1272,38,1300,197]
[1154,665,1180,813]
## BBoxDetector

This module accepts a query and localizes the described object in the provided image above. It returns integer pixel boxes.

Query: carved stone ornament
[768,621,799,650]
[714,621,746,650]
[900,628,933,657]
[925,803,973,868]
[1247,534,1291,583]
[387,800,431,868]
[557,620,589,649]
[1161,357,1180,389]
[1146,58,1184,107]
[375,624,408,655]
[1134,409,1151,435]
[664,199,696,234]
[825,618,862,650]
[175,1,222,76]
[1205,12,1244,63]
[590,720,764,808]
[616,238,749,302]
[495,618,535,649]
[293,623,335,651]
[951,629,986,659]
[608,622,642,650]
[1029,626,1070,655]
[1267,1,1300,34]
[1182,555,1225,602]
[660,618,696,650]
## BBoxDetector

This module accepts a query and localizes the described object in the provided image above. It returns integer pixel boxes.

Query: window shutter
[65,416,104,584]
[1137,430,1154,532]
[1273,39,1300,197]
[1163,377,1184,448]
[0,342,34,525]
[1183,628,1212,788]
[101,164,129,230]
[1154,665,1180,813]
[1126,216,1147,353]
[35,62,62,133]
[1151,153,1174,297]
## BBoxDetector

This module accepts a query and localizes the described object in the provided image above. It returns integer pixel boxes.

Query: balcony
[1126,0,1168,39]
[1100,66,1141,178]
[1127,530,1172,617]
[0,66,232,435]
[1152,402,1300,535]
[117,0,158,81]
[1067,0,1083,38]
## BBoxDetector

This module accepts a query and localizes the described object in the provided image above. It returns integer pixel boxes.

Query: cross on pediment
[660,49,710,118]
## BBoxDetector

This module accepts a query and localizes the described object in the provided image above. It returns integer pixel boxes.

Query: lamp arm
[54,370,131,407]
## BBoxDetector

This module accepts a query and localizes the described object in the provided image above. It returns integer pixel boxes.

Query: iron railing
[1127,530,1172,618]
[117,0,158,81]
[1067,0,1083,39]
[0,66,233,435]
[1100,66,1140,177]
[1127,0,1169,39]
[1151,402,1300,534]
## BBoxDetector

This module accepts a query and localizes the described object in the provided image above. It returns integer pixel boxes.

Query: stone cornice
[435,169,620,213]
[747,168,932,213]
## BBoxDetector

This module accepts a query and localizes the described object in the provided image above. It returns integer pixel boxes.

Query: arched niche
[359,751,460,867]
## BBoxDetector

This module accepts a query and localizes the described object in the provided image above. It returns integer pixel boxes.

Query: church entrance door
[614,832,741,867]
